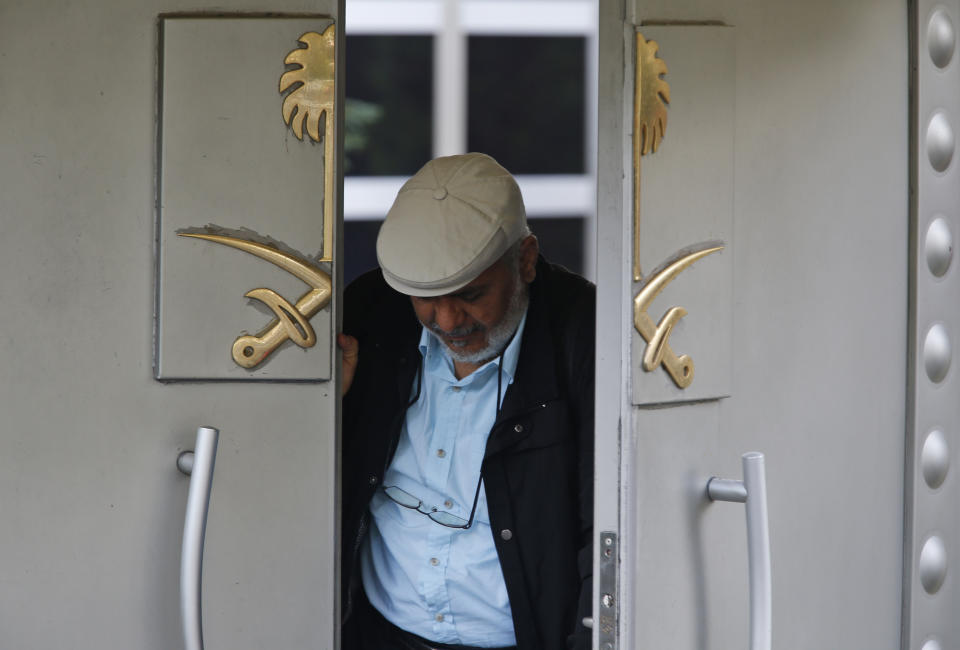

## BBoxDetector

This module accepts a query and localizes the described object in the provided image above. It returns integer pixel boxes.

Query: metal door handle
[706,452,771,650]
[177,426,220,650]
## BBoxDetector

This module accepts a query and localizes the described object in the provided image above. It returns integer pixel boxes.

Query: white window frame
[345,0,598,279]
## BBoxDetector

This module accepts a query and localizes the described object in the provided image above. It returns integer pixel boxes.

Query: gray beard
[428,275,529,365]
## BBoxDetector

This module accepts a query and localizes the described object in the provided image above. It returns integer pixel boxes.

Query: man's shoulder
[345,268,384,302]
[533,257,596,321]
[525,257,595,379]
[343,268,418,342]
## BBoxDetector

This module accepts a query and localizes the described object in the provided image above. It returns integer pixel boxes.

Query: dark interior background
[344,34,587,285]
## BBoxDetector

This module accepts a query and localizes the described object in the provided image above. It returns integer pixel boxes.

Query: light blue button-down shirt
[361,311,528,647]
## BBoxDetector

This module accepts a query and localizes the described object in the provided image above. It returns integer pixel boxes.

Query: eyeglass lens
[383,485,470,528]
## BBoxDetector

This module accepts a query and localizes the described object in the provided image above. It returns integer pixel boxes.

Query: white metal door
[0,3,343,648]
[595,1,910,648]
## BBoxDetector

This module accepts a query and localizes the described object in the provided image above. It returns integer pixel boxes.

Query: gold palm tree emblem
[635,34,670,156]
[279,25,337,262]
[633,32,671,282]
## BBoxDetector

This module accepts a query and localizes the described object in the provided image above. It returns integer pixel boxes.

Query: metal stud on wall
[905,2,960,647]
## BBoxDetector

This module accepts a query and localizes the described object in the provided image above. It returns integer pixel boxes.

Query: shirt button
[444,500,453,508]
[435,613,444,622]
[451,386,461,392]
[436,449,446,458]
[368,475,378,485]
[430,557,439,566]
[500,529,513,541]
[514,424,524,433]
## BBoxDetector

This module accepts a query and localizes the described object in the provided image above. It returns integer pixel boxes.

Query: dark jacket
[341,257,595,650]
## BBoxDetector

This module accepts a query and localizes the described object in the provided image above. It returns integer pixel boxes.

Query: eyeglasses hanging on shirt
[382,479,484,529]
[382,351,504,530]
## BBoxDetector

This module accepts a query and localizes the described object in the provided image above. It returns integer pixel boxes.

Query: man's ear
[518,235,539,283]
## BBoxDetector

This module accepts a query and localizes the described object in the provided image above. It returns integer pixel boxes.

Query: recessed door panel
[157,17,336,381]
[632,25,734,404]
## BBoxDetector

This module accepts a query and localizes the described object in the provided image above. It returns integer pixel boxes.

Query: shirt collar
[418,309,528,385]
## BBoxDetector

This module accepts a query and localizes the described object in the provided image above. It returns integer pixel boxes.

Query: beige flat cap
[376,153,527,296]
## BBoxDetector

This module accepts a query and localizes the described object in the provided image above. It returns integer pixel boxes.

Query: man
[339,153,594,650]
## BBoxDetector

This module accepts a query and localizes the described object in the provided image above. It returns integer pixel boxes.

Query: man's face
[409,235,539,362]
[410,257,517,358]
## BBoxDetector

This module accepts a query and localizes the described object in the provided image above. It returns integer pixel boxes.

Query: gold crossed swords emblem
[179,233,332,369]
[631,33,724,389]
[634,245,723,388]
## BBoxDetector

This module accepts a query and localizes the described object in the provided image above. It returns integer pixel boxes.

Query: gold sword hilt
[632,308,694,388]
[231,283,331,368]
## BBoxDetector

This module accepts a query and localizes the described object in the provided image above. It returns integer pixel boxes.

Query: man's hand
[338,333,359,396]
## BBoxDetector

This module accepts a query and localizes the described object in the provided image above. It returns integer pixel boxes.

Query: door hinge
[598,531,618,650]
